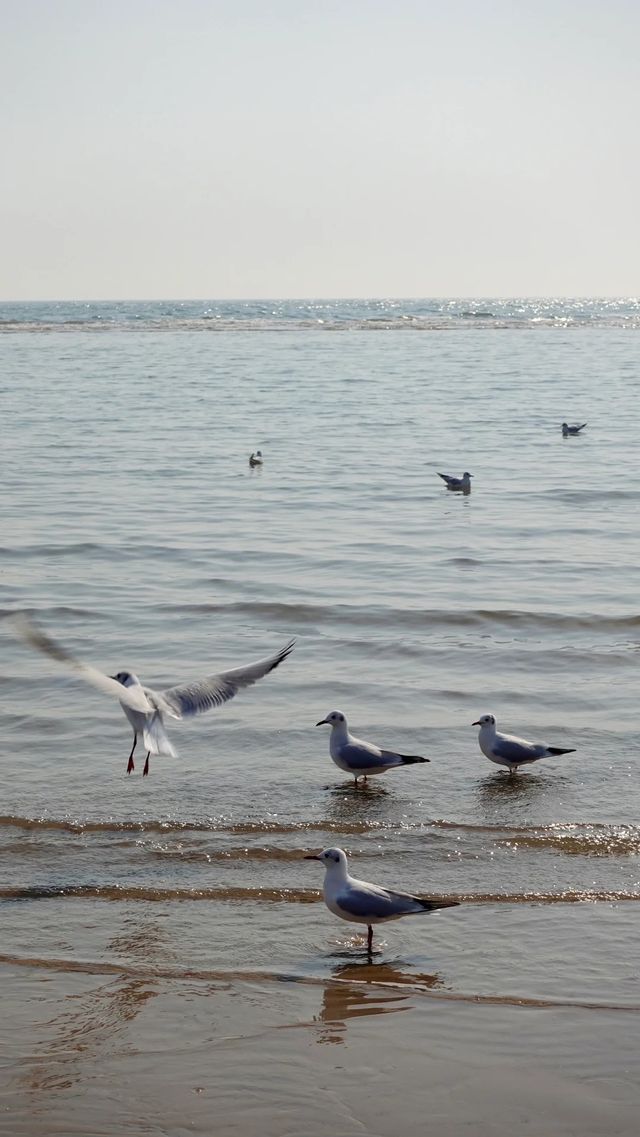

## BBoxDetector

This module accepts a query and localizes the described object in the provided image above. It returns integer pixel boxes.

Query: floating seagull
[249,450,263,466]
[472,713,576,774]
[562,422,587,436]
[437,471,473,492]
[315,710,429,787]
[13,614,294,776]
[305,847,459,953]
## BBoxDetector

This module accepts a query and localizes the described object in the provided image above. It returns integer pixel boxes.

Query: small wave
[434,819,640,856]
[0,952,637,1012]
[0,814,388,836]
[162,600,640,634]
[3,316,639,334]
[0,543,106,560]
[0,883,321,903]
[0,883,636,905]
[145,844,320,864]
[499,828,640,857]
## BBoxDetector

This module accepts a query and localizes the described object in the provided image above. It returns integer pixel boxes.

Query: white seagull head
[305,847,349,873]
[472,713,496,728]
[315,710,346,728]
[111,670,141,689]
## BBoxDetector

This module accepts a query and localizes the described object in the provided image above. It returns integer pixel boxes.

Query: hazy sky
[2,0,639,299]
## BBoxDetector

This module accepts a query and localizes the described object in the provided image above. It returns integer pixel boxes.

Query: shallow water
[1,301,639,1132]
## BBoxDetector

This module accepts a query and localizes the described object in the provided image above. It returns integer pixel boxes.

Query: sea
[1,297,639,1136]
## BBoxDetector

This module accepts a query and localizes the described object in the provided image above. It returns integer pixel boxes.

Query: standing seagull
[249,450,263,466]
[13,615,294,776]
[562,422,587,436]
[305,847,458,954]
[437,471,473,492]
[472,713,576,774]
[315,710,429,786]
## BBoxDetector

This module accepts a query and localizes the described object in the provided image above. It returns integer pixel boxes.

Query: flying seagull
[315,710,429,786]
[562,423,587,436]
[13,614,294,776]
[437,471,473,492]
[472,713,575,774]
[305,847,458,954]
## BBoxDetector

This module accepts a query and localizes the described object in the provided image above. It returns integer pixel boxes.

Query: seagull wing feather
[492,734,545,762]
[161,639,295,718]
[12,614,152,713]
[340,880,459,919]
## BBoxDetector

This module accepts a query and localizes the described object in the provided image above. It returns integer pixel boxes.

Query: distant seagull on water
[562,422,587,436]
[249,450,263,466]
[315,710,429,786]
[305,847,459,954]
[472,713,576,774]
[438,471,473,492]
[13,614,294,777]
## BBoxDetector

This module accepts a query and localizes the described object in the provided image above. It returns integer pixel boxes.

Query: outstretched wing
[161,639,295,718]
[12,614,152,714]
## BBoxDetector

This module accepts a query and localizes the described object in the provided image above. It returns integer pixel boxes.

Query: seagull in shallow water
[13,614,294,777]
[562,422,587,436]
[249,450,263,466]
[472,713,576,774]
[437,471,473,492]
[315,710,429,786]
[305,847,459,953]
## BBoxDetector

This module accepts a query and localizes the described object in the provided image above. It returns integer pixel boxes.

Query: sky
[2,0,639,299]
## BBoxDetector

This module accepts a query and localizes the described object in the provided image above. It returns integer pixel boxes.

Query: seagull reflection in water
[21,916,171,1095]
[476,770,570,810]
[314,961,442,1045]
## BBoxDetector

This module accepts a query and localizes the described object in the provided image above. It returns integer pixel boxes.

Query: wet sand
[1,962,637,1137]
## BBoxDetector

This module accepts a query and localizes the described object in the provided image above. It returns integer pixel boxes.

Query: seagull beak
[471,720,481,726]
[304,854,322,860]
[315,718,329,727]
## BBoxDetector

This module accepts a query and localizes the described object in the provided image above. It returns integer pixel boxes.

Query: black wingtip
[400,754,430,764]
[273,639,296,668]
[419,897,460,911]
[547,747,576,756]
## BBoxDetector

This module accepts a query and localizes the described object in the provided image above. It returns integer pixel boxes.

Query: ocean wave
[0,882,636,905]
[2,315,640,334]
[2,815,638,854]
[0,814,392,836]
[161,600,640,634]
[433,819,640,853]
[0,951,636,1011]
[497,828,640,857]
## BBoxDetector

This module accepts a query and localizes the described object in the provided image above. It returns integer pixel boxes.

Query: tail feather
[547,747,576,756]
[143,713,177,758]
[399,754,430,764]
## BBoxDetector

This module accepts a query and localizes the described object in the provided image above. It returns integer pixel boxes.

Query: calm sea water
[1,299,639,1133]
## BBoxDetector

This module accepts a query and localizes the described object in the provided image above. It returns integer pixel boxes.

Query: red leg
[127,735,137,774]
[367,925,373,954]
[142,751,150,777]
